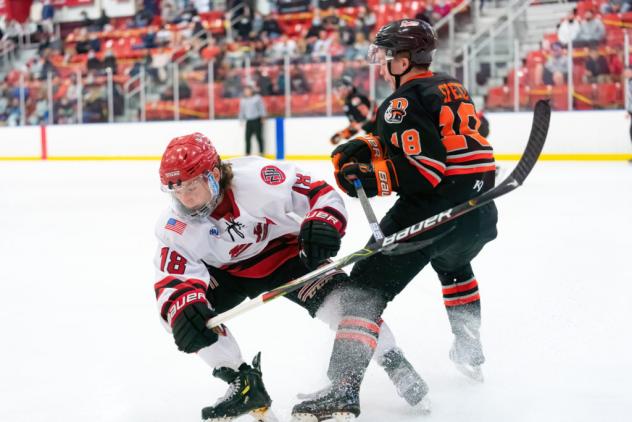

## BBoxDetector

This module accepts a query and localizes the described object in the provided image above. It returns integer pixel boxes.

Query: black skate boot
[202,352,277,422]
[449,330,485,383]
[379,348,431,413]
[292,379,360,422]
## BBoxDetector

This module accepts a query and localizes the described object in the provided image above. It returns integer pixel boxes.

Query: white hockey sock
[196,326,244,371]
[373,320,397,363]
[315,289,397,363]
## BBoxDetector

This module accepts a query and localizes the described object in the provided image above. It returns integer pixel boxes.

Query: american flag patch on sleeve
[165,218,187,235]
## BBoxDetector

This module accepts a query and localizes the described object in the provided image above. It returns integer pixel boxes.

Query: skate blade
[291,412,356,422]
[250,406,278,422]
[412,396,432,415]
[453,362,485,383]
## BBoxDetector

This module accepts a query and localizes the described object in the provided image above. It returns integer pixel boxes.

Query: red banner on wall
[0,0,7,17]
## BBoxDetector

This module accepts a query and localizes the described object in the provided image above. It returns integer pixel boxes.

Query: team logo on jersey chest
[260,165,286,185]
[384,98,409,124]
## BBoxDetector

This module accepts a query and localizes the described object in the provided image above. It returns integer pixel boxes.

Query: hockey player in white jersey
[153,133,429,422]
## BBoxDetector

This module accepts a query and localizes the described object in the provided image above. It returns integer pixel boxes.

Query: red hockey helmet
[159,132,220,188]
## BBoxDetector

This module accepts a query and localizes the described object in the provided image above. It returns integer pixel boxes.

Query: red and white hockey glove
[167,288,218,353]
[339,159,399,198]
[298,209,345,270]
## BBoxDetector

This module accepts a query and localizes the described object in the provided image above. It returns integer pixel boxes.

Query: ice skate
[202,352,278,422]
[449,334,485,383]
[379,348,431,413]
[292,381,360,422]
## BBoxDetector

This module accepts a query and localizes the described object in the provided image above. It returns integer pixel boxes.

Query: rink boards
[0,110,630,161]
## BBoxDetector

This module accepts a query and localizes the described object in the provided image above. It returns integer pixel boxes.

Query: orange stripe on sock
[442,279,478,295]
[335,332,378,349]
[339,318,380,333]
[444,293,481,307]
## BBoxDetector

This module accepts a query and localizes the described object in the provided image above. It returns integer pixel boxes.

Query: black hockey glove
[299,210,344,270]
[169,291,218,353]
[332,134,384,194]
[338,160,398,198]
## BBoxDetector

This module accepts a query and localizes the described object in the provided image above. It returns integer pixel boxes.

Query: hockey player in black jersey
[329,76,377,145]
[292,19,498,421]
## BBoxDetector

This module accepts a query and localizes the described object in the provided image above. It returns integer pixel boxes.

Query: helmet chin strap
[387,59,413,89]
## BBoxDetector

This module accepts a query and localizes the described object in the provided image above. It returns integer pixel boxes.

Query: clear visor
[160,174,208,194]
[367,44,394,65]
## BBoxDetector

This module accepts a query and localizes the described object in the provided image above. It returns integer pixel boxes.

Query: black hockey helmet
[368,19,437,66]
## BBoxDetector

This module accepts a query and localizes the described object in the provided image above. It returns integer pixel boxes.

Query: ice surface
[1,161,631,422]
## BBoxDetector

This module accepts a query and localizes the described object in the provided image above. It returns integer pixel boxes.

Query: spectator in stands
[251,12,264,37]
[600,0,631,14]
[356,5,376,39]
[312,30,332,60]
[223,69,243,98]
[608,46,624,78]
[94,9,111,32]
[102,48,118,75]
[307,10,324,40]
[323,7,340,31]
[433,0,453,20]
[132,6,154,28]
[161,76,192,101]
[29,87,49,125]
[176,3,198,24]
[239,84,267,156]
[584,47,610,83]
[557,12,580,47]
[339,19,356,49]
[87,50,103,74]
[575,10,606,47]
[290,64,310,94]
[75,29,91,55]
[261,14,283,39]
[162,0,179,24]
[350,32,370,61]
[225,41,245,67]
[41,0,55,34]
[32,54,56,80]
[234,14,253,41]
[83,85,107,123]
[537,42,568,86]
[144,0,160,17]
[6,98,21,126]
[88,32,102,52]
[255,69,274,96]
[268,34,297,63]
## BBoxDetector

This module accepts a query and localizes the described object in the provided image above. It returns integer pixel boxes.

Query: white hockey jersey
[153,156,348,325]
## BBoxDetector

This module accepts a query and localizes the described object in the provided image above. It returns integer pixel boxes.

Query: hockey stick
[353,178,452,255]
[353,179,384,243]
[207,100,550,328]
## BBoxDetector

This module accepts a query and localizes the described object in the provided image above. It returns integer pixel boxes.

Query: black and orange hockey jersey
[377,71,496,205]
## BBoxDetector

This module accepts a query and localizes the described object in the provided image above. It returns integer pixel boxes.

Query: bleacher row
[486,0,631,111]
[145,61,367,120]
